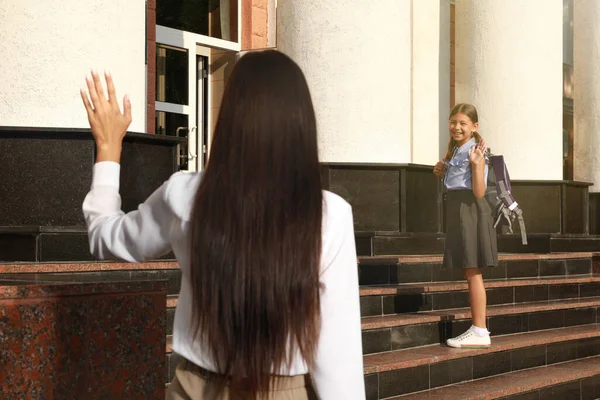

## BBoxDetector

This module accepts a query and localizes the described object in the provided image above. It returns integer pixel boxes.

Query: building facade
[0,0,591,177]
[1,0,600,240]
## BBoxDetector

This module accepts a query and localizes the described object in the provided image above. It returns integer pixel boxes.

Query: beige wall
[574,0,600,191]
[277,0,412,163]
[276,0,453,165]
[450,4,455,107]
[412,0,452,165]
[0,0,147,131]
[455,0,563,180]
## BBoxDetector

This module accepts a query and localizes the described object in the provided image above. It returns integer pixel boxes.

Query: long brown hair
[189,50,322,398]
[444,103,482,161]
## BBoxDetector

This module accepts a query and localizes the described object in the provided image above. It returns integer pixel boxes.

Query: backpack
[485,152,528,245]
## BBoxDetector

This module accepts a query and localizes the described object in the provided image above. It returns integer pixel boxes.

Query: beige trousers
[166,358,317,400]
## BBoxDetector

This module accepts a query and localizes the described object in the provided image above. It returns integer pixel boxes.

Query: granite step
[3,252,592,284]
[358,253,596,285]
[3,256,599,398]
[167,295,177,335]
[360,276,600,317]
[0,260,178,273]
[363,324,600,398]
[0,261,182,295]
[165,324,600,396]
[165,335,179,384]
[363,324,600,374]
[165,283,600,337]
[2,253,594,297]
[360,232,600,256]
[362,297,600,354]
[385,355,600,400]
[0,227,176,262]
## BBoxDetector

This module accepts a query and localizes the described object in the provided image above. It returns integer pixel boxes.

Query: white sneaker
[446,328,491,349]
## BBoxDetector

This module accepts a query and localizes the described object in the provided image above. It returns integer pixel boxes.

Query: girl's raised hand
[469,138,487,166]
[80,70,132,163]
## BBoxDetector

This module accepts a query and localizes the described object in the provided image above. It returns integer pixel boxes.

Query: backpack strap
[490,155,528,245]
[515,208,528,246]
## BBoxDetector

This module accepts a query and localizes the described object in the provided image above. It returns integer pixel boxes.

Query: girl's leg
[446,268,490,348]
[464,268,487,328]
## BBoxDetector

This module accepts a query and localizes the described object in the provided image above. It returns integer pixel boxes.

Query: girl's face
[449,112,478,147]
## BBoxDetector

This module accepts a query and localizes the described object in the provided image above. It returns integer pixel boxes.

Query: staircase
[358,253,600,399]
[2,253,600,398]
[3,127,600,398]
[163,253,599,399]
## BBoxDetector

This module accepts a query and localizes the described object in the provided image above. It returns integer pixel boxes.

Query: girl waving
[433,103,498,349]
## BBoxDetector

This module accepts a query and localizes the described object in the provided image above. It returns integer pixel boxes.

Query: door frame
[156,25,241,171]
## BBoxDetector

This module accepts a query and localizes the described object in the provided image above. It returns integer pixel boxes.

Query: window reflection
[155,111,189,137]
[156,44,189,105]
[157,0,238,42]
[156,111,190,170]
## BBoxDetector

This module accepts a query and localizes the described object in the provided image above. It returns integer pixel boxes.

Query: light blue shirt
[444,137,489,190]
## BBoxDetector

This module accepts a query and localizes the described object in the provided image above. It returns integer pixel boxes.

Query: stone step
[167,295,176,335]
[3,252,593,291]
[165,336,180,385]
[361,297,600,354]
[0,261,182,295]
[358,253,595,285]
[164,279,600,336]
[363,324,600,398]
[360,276,600,317]
[165,301,599,368]
[0,227,177,262]
[164,277,600,335]
[357,232,600,256]
[6,228,600,261]
[386,355,600,400]
[0,227,90,262]
[165,325,600,397]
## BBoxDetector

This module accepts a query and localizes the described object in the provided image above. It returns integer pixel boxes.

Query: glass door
[155,42,194,170]
[155,43,209,172]
[156,14,241,171]
[197,55,209,169]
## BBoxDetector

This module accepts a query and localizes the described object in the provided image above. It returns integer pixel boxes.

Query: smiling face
[449,112,479,147]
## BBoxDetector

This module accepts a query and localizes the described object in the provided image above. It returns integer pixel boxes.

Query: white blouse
[82,161,366,399]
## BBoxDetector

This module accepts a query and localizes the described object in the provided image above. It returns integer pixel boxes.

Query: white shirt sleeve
[82,161,174,262]
[311,203,366,399]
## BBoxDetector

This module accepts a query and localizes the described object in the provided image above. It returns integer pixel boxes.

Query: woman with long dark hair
[81,50,365,399]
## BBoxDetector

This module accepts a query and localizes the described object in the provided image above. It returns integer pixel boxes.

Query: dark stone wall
[322,163,444,234]
[322,163,594,255]
[0,127,184,262]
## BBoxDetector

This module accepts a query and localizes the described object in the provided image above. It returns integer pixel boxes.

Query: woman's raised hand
[80,70,132,163]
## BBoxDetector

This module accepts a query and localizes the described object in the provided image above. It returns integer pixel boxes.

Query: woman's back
[162,170,363,388]
[81,50,365,399]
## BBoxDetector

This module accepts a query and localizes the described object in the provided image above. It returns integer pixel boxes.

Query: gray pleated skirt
[444,189,498,269]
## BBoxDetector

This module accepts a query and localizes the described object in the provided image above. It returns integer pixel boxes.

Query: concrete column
[0,0,147,131]
[454,0,563,180]
[412,0,451,165]
[574,0,600,191]
[276,0,412,163]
